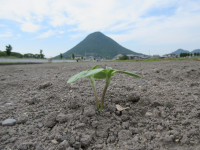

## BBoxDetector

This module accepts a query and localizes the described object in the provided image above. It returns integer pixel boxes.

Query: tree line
[0,44,45,59]
[180,53,200,57]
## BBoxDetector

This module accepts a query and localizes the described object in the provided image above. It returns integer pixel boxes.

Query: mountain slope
[191,49,200,53]
[55,32,142,59]
[171,49,190,55]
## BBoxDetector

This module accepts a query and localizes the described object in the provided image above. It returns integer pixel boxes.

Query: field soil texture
[0,61,200,150]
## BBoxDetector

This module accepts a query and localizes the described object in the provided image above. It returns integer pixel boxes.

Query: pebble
[75,123,86,129]
[57,140,69,150]
[51,139,58,144]
[2,118,16,126]
[145,112,153,117]
[38,82,52,89]
[57,136,68,143]
[127,93,140,103]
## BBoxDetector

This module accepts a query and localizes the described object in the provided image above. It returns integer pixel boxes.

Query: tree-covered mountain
[171,49,190,55]
[191,49,200,53]
[55,32,143,59]
[171,49,200,55]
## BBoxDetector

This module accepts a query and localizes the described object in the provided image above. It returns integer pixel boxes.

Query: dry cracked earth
[0,61,200,150]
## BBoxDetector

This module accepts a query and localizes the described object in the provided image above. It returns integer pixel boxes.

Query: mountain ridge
[55,32,143,59]
[171,49,200,55]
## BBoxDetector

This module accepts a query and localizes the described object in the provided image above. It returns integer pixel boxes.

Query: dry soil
[0,61,200,150]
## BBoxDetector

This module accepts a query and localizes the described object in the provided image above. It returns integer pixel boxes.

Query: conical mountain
[56,31,142,59]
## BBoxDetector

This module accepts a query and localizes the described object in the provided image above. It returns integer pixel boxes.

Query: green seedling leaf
[94,71,106,79]
[67,68,104,83]
[106,66,112,70]
[92,65,99,69]
[112,70,141,78]
[67,65,141,110]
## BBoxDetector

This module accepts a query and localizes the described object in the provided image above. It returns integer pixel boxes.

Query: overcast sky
[0,0,200,57]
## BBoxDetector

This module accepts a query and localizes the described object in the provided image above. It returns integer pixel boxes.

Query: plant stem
[90,76,99,110]
[100,76,110,110]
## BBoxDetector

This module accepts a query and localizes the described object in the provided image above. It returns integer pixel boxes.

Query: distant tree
[24,53,35,58]
[119,55,129,60]
[60,53,63,59]
[11,52,23,58]
[6,44,12,56]
[81,56,83,59]
[0,51,7,57]
[40,49,44,59]
[180,53,191,57]
[72,53,75,60]
[35,54,40,59]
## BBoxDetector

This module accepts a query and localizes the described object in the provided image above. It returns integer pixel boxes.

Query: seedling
[67,65,141,110]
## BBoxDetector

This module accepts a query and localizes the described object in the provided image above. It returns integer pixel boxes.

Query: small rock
[145,112,153,117]
[84,107,96,117]
[2,118,16,126]
[37,123,43,128]
[57,136,68,143]
[4,103,12,106]
[26,97,40,105]
[38,82,52,89]
[127,93,140,103]
[68,101,79,109]
[151,101,162,107]
[44,112,57,128]
[57,140,69,150]
[115,111,122,116]
[51,139,58,144]
[75,123,86,129]
[175,139,180,143]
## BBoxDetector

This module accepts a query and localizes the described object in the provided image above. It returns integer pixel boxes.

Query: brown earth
[0,61,200,150]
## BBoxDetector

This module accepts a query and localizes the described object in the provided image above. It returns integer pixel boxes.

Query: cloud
[0,32,13,38]
[37,30,55,38]
[21,22,40,33]
[0,0,200,47]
